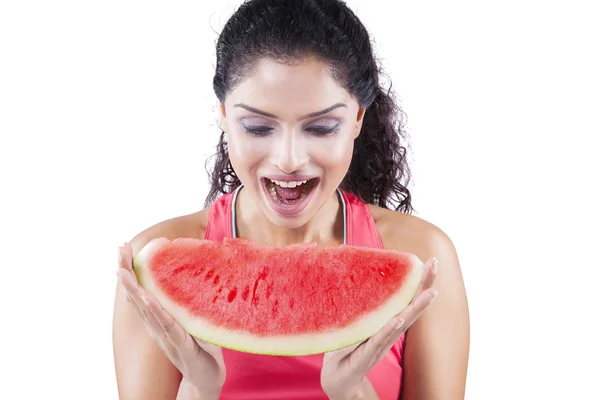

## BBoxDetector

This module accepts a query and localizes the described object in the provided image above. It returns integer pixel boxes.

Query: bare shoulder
[368,205,470,397]
[128,208,211,256]
[367,204,458,264]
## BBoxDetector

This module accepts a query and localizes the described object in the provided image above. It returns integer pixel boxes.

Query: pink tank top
[204,186,405,399]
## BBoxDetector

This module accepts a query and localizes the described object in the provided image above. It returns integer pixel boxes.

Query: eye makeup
[240,117,341,137]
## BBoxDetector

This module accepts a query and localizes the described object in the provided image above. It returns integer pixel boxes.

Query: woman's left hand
[320,258,438,400]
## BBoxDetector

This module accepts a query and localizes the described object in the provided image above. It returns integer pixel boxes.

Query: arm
[400,226,470,399]
[113,231,183,399]
[113,214,207,399]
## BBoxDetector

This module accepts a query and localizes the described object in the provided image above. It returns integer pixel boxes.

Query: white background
[1,0,598,398]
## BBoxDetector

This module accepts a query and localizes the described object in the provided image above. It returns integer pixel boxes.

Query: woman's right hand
[117,242,226,400]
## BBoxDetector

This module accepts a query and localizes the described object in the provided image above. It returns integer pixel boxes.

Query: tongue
[274,184,303,200]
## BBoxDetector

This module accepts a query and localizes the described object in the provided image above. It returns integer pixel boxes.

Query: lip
[260,177,320,216]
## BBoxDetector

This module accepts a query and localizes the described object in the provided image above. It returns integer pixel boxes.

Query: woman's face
[220,57,365,229]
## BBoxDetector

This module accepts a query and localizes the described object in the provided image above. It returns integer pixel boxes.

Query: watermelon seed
[213,274,220,285]
[265,283,273,299]
[251,278,260,305]
[227,288,237,302]
[242,286,250,301]
[205,269,215,280]
[250,271,268,306]
[331,297,338,315]
[172,265,186,275]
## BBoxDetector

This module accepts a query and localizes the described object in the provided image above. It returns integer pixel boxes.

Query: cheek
[227,134,255,183]
[227,132,267,169]
[309,134,355,169]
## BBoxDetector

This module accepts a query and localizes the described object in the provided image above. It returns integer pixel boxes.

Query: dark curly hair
[204,0,413,213]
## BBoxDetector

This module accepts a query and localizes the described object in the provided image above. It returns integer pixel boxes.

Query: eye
[243,126,273,136]
[306,126,339,136]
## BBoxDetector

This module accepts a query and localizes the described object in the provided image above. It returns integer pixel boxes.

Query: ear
[219,103,228,133]
[354,106,366,138]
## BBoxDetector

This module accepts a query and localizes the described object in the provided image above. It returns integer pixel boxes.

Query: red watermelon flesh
[133,237,423,356]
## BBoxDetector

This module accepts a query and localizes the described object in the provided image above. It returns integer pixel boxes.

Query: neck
[234,186,345,247]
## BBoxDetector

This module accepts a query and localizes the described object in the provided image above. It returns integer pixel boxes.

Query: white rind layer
[133,237,424,356]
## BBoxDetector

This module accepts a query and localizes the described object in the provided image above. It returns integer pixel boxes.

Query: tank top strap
[204,186,384,250]
[339,189,384,249]
[203,189,237,241]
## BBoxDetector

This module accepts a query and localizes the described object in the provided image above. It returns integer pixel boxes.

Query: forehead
[224,57,353,118]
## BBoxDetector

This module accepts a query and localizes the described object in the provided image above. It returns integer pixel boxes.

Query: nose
[273,129,309,174]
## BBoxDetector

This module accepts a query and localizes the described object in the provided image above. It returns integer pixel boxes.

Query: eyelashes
[242,125,340,137]
[306,126,339,136]
[243,126,273,136]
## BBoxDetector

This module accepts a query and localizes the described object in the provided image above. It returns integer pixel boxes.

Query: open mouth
[261,177,320,215]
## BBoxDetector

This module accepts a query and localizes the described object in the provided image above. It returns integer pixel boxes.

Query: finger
[409,259,429,301]
[322,339,365,366]
[118,267,151,315]
[125,242,135,270]
[118,279,149,329]
[144,293,189,348]
[365,288,438,368]
[193,337,224,360]
[118,269,166,343]
[117,270,147,315]
[423,258,438,292]
[117,245,134,273]
[398,287,437,326]
[383,288,438,347]
[350,315,405,374]
[118,277,144,318]
[334,341,364,358]
[412,258,437,300]
[143,295,187,362]
[117,267,139,292]
[322,263,438,376]
[345,283,436,367]
[119,268,183,359]
[116,268,173,358]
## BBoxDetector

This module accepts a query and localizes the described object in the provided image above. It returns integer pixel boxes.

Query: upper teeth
[270,179,308,188]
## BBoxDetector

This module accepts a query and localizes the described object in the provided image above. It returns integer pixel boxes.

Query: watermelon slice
[133,237,423,356]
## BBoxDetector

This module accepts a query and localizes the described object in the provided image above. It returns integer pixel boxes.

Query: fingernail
[142,295,150,305]
[432,258,438,275]
[396,318,405,329]
[432,289,439,299]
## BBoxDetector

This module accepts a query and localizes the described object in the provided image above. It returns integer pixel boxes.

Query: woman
[113,0,470,399]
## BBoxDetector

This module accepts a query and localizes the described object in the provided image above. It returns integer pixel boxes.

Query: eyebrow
[233,102,347,120]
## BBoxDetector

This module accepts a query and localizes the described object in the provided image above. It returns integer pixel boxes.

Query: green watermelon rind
[133,237,424,356]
